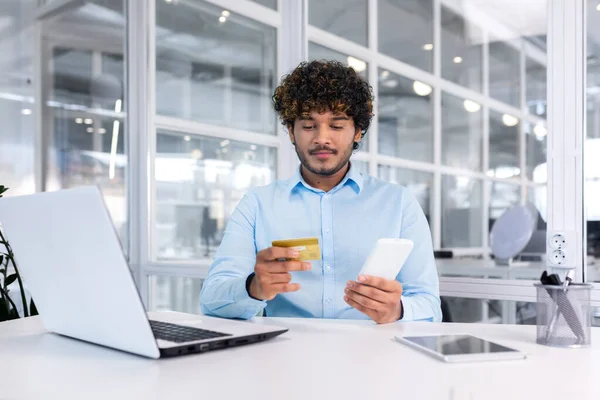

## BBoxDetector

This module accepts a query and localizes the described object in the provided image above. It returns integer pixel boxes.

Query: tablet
[358,238,414,280]
[394,334,526,363]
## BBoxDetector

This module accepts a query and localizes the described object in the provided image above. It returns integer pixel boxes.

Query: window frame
[32,0,592,309]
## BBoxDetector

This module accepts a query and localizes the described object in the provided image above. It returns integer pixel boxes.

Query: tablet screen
[402,334,519,356]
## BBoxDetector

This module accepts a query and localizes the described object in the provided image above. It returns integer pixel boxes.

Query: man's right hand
[248,247,312,301]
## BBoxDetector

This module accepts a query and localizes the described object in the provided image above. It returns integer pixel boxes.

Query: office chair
[440,297,453,323]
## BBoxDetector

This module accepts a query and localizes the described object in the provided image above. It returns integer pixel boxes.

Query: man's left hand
[344,275,403,324]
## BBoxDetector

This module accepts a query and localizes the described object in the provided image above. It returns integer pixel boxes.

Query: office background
[1,0,600,324]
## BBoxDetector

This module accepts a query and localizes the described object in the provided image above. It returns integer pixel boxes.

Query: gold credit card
[271,237,321,261]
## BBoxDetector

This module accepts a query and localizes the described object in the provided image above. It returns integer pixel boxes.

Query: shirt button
[325,228,330,233]
[325,298,331,304]
[324,265,331,272]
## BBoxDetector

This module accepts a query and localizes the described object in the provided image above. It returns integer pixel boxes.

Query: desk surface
[437,258,600,281]
[1,313,600,400]
[436,258,544,279]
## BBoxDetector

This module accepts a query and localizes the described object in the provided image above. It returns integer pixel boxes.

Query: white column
[546,0,586,281]
[432,0,442,249]
[279,0,307,179]
[34,21,47,193]
[368,0,379,177]
[127,0,154,305]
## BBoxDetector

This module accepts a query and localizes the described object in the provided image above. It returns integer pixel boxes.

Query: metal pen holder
[534,283,592,348]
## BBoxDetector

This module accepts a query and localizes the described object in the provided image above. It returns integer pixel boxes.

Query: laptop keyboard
[149,320,231,343]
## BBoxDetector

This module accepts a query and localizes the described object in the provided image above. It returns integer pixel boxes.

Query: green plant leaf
[0,300,8,322]
[30,299,38,316]
[5,274,17,287]
[8,307,19,320]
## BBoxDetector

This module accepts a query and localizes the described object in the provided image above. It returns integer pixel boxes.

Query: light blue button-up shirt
[200,163,442,322]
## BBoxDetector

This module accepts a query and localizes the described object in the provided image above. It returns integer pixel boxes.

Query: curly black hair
[272,60,374,150]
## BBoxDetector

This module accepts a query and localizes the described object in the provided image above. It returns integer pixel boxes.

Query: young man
[200,60,441,323]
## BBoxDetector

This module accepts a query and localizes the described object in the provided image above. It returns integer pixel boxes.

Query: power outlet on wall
[549,249,567,266]
[547,231,577,268]
[549,233,567,249]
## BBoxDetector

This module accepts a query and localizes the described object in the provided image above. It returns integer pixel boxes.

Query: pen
[541,270,585,344]
[557,270,586,344]
[562,269,573,290]
[543,272,560,342]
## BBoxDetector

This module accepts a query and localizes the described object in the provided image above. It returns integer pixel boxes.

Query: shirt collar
[287,162,364,195]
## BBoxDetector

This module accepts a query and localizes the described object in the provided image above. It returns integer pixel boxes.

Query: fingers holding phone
[345,238,413,323]
[344,275,403,324]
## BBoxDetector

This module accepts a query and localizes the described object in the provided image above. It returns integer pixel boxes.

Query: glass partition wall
[2,0,597,320]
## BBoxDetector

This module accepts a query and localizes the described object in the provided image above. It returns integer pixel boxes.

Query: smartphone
[358,238,414,280]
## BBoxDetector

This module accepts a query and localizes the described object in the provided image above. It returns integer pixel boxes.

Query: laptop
[0,186,287,359]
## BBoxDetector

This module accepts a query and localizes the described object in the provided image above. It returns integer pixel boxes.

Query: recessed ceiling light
[250,145,257,150]
[84,118,93,125]
[191,149,203,159]
[536,103,545,115]
[453,56,463,64]
[98,128,107,134]
[75,118,83,124]
[533,124,547,137]
[347,56,366,72]
[596,4,600,11]
[222,10,230,17]
[220,139,230,147]
[502,114,519,127]
[413,81,432,96]
[219,16,227,23]
[21,109,32,115]
[184,135,191,141]
[86,127,94,133]
[381,70,390,79]
[463,99,481,113]
[423,44,433,51]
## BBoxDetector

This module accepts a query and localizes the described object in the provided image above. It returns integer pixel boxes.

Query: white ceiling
[0,0,599,104]
[442,0,547,40]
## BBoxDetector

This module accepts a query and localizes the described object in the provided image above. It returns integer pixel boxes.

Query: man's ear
[288,124,295,145]
[354,129,362,143]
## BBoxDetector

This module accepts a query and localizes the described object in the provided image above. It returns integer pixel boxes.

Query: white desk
[436,259,600,324]
[1,313,600,400]
[436,258,600,281]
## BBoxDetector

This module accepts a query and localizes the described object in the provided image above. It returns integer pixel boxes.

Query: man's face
[289,110,361,177]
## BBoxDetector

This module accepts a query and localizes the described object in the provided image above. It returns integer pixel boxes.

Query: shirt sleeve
[397,190,442,322]
[199,192,267,320]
